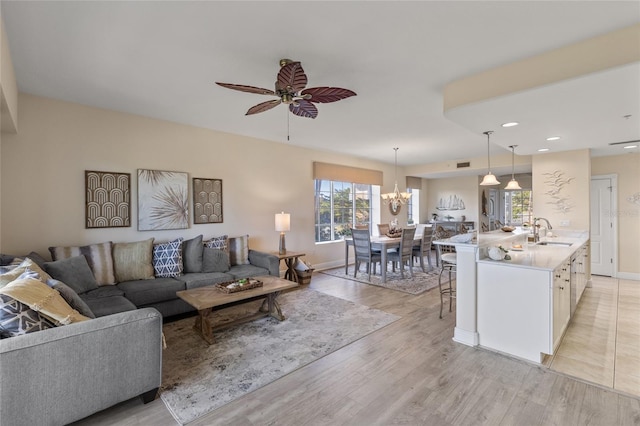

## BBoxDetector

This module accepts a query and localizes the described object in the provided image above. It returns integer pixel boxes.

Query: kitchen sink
[536,241,573,247]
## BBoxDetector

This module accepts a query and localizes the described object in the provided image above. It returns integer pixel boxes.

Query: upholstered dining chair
[377,223,390,236]
[435,243,457,319]
[387,228,416,279]
[412,225,434,272]
[351,228,382,280]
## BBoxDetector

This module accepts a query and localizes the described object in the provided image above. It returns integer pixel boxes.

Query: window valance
[406,176,422,190]
[313,162,383,186]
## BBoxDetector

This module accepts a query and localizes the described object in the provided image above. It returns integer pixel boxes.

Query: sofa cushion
[228,235,250,266]
[80,286,125,300]
[44,255,99,295]
[0,293,55,338]
[153,238,183,278]
[204,234,228,251]
[182,234,204,273]
[0,277,90,325]
[181,272,234,290]
[82,295,137,318]
[202,247,230,273]
[47,279,96,319]
[228,264,270,280]
[49,242,116,286]
[113,238,154,282]
[0,258,52,288]
[117,277,185,306]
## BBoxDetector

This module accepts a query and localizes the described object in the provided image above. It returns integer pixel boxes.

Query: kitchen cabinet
[553,259,571,350]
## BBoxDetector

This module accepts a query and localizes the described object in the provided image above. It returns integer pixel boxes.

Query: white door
[590,177,614,276]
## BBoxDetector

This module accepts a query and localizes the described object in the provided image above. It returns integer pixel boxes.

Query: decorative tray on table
[215,278,263,293]
[386,230,402,238]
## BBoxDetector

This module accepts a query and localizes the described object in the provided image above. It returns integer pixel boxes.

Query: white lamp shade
[480,173,501,186]
[275,212,290,232]
[504,179,522,190]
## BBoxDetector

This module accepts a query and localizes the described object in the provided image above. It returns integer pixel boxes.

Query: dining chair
[412,225,434,272]
[376,223,390,236]
[435,243,457,318]
[351,228,382,280]
[387,228,416,279]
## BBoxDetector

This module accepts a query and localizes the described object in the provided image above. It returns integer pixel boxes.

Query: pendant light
[504,145,522,190]
[381,147,412,208]
[480,131,500,186]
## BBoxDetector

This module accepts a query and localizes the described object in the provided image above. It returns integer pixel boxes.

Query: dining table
[344,234,423,283]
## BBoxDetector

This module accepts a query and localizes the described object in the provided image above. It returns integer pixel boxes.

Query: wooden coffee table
[176,275,298,345]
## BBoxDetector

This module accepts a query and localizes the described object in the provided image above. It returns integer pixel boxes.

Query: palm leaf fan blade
[289,100,317,119]
[246,99,282,115]
[215,82,275,96]
[277,62,307,92]
[302,87,357,103]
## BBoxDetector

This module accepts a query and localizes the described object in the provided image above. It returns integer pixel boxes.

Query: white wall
[1,94,403,270]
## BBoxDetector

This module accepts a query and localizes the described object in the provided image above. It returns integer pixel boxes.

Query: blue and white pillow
[0,294,56,338]
[153,238,184,278]
[204,235,228,251]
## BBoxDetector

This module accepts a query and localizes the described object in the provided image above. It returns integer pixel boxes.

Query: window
[315,180,373,242]
[504,190,532,225]
[406,188,420,224]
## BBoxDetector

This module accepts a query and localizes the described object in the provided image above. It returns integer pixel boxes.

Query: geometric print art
[0,293,56,338]
[152,238,184,278]
[193,178,223,224]
[85,170,131,228]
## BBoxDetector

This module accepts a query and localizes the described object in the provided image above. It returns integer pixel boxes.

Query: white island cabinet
[476,234,589,364]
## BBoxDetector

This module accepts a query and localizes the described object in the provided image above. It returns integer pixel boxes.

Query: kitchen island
[476,230,590,363]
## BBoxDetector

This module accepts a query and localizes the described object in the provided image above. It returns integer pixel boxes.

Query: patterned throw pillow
[204,235,228,251]
[0,277,90,326]
[112,239,155,282]
[153,238,184,278]
[49,242,116,286]
[228,235,250,266]
[0,258,52,288]
[0,294,56,338]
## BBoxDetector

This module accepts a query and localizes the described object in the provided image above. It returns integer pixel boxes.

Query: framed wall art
[193,178,223,224]
[137,169,189,231]
[85,170,131,228]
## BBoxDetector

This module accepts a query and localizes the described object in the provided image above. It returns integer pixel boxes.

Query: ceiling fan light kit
[216,59,356,119]
[480,130,501,186]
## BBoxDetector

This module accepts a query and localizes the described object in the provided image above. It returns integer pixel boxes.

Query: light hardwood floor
[74,273,640,426]
[546,275,640,398]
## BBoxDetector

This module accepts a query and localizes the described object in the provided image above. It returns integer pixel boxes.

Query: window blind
[406,176,422,189]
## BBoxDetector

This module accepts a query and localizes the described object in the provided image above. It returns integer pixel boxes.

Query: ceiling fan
[216,59,356,119]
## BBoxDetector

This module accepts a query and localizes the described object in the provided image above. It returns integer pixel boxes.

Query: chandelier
[381,147,412,209]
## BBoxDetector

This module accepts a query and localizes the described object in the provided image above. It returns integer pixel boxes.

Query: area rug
[160,288,399,425]
[320,264,442,295]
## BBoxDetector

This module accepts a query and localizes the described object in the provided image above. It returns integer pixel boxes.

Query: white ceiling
[3,1,639,172]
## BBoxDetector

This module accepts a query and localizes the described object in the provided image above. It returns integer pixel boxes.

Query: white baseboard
[616,271,640,281]
[453,327,479,347]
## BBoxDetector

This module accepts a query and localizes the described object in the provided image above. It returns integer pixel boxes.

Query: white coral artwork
[542,170,574,213]
[628,192,640,205]
[138,169,189,230]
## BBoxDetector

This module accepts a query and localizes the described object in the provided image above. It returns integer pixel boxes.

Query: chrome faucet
[533,217,553,242]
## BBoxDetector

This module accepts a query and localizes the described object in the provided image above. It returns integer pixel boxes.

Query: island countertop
[476,232,589,271]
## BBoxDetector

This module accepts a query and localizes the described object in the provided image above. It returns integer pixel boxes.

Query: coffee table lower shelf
[176,275,298,345]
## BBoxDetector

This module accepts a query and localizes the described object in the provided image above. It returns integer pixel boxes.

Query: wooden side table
[270,251,306,283]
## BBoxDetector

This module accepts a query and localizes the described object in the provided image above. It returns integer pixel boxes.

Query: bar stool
[436,243,457,319]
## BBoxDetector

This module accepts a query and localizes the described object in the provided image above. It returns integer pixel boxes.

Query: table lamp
[275,212,290,254]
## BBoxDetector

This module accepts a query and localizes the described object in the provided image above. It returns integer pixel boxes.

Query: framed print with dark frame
[85,170,131,228]
[193,178,223,224]
[138,169,189,230]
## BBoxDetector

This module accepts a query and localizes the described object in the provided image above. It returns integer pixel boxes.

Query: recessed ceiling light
[623,145,638,149]
[546,136,561,141]
[501,122,519,128]
[538,148,550,152]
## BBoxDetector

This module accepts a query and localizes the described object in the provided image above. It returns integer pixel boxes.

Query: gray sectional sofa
[0,234,280,425]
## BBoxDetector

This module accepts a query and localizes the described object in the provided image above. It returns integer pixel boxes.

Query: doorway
[590,175,617,277]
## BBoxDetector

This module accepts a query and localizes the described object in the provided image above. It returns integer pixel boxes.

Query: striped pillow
[228,235,250,266]
[49,242,116,286]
